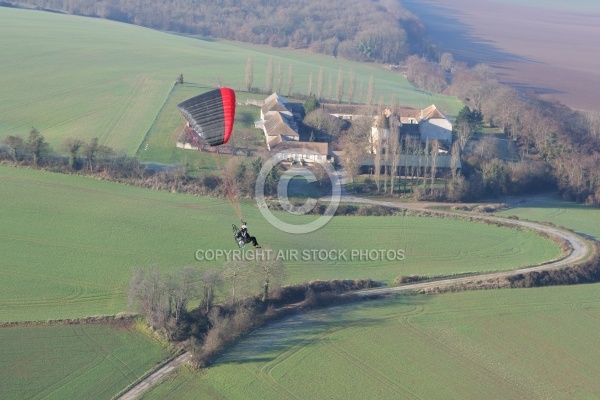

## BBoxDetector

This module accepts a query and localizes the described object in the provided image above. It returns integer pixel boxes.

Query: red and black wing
[177,88,236,146]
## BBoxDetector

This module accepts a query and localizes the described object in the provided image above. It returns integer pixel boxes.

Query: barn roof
[271,141,329,155]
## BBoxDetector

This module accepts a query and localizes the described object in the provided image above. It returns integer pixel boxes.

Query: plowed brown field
[403,0,600,112]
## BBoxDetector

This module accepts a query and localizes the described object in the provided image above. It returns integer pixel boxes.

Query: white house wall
[420,119,452,143]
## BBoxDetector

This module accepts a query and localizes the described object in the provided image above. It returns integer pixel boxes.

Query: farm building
[323,103,453,147]
[399,104,452,144]
[254,93,330,163]
[267,141,329,163]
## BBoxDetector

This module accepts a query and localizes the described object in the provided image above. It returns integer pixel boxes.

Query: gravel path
[118,191,593,399]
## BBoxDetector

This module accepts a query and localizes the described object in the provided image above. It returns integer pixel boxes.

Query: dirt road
[117,194,592,399]
[117,353,191,400]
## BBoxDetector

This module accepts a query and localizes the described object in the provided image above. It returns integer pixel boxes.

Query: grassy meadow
[1,6,599,399]
[0,323,171,399]
[136,84,265,166]
[0,6,463,156]
[144,283,600,399]
[496,194,600,241]
[0,165,561,322]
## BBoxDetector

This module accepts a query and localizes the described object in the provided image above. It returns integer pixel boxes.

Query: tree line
[407,54,600,205]
[416,242,600,294]
[127,262,376,368]
[8,0,432,64]
[0,129,288,198]
[329,53,600,205]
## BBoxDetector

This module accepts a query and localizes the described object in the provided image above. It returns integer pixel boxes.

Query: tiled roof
[262,92,291,115]
[324,103,447,123]
[263,111,299,139]
[420,104,446,120]
[322,103,379,117]
[271,141,329,155]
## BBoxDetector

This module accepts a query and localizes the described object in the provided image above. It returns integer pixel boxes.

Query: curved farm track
[118,195,593,399]
[341,195,592,296]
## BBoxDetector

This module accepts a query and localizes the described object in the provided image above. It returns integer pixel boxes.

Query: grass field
[0,165,561,322]
[0,323,171,399]
[136,84,265,166]
[0,7,463,156]
[143,283,600,399]
[496,194,600,240]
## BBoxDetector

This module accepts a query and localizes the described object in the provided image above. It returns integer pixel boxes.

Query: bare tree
[170,266,201,321]
[286,64,294,96]
[200,269,223,313]
[366,75,375,106]
[303,109,344,139]
[26,127,51,166]
[439,52,454,71]
[584,110,600,138]
[276,63,283,93]
[430,140,439,191]
[327,72,333,101]
[348,69,356,104]
[265,57,273,93]
[474,135,501,159]
[2,135,24,161]
[451,66,499,110]
[84,137,99,172]
[358,81,364,104]
[450,141,461,181]
[62,137,84,170]
[388,108,401,194]
[373,148,382,192]
[403,136,412,192]
[252,257,286,302]
[455,119,474,150]
[223,261,251,303]
[406,55,448,93]
[245,54,254,92]
[336,67,344,104]
[317,67,324,100]
[340,114,372,182]
[422,138,430,189]
[128,266,169,329]
[375,99,388,191]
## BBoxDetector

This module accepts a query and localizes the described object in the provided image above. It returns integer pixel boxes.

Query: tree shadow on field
[215,295,429,366]
[501,193,594,210]
[402,0,534,66]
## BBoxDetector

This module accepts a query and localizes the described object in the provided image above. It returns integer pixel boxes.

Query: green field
[0,165,561,322]
[143,283,600,399]
[137,84,265,166]
[0,7,463,155]
[496,194,600,240]
[0,323,171,399]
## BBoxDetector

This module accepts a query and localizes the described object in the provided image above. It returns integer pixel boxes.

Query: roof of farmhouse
[270,141,329,155]
[263,111,299,139]
[323,103,448,122]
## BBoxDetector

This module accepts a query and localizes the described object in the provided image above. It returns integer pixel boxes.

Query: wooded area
[4,1,600,205]
[7,0,430,63]
[431,56,600,205]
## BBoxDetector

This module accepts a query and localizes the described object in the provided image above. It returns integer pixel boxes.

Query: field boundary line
[0,314,139,328]
[134,81,177,157]
[338,194,594,296]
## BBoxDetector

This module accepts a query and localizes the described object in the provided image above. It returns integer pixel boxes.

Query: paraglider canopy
[177,88,236,146]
